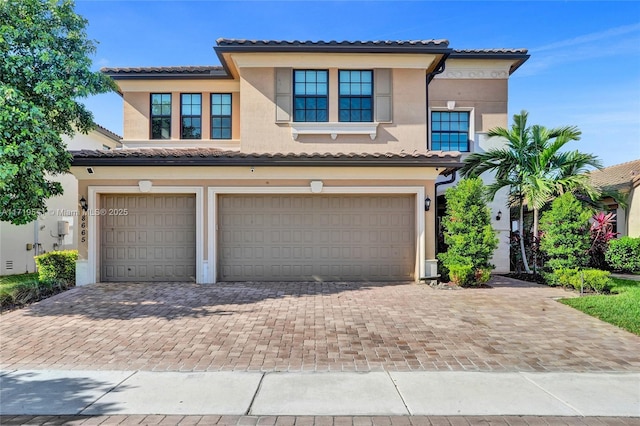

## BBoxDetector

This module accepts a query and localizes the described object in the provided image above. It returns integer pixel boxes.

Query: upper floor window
[211,94,232,139]
[150,93,171,139]
[431,111,470,151]
[339,70,373,122]
[181,93,201,139]
[293,70,328,122]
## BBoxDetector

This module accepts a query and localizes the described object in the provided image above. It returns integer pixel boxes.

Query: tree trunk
[519,203,532,273]
[532,208,539,273]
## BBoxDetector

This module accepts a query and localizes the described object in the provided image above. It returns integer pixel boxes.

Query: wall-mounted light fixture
[79,196,88,211]
[425,196,432,212]
[496,210,502,221]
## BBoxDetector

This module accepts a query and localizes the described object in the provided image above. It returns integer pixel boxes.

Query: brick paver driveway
[1,276,639,372]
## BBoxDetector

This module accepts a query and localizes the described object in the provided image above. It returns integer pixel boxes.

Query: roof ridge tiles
[215,38,450,47]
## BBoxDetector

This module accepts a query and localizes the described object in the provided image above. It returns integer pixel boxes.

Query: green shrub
[550,268,612,293]
[34,250,78,285]
[539,193,591,273]
[582,269,613,293]
[448,263,474,286]
[606,237,640,273]
[438,178,498,285]
[474,268,492,284]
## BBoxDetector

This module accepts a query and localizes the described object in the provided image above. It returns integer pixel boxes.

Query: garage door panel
[218,194,415,281]
[101,194,196,282]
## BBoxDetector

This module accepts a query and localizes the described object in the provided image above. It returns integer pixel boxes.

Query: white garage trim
[84,186,204,284]
[208,186,425,283]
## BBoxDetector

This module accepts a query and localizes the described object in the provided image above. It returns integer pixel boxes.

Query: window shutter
[275,67,292,122]
[374,69,392,123]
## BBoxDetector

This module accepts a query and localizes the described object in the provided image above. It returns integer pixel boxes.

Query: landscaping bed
[0,273,74,312]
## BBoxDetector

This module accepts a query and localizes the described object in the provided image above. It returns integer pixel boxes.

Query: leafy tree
[438,177,498,285]
[0,0,115,224]
[539,193,592,276]
[460,110,601,273]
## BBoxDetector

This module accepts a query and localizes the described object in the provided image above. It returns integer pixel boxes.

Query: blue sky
[76,0,640,167]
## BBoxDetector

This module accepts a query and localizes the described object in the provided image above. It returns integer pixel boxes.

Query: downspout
[434,170,457,255]
[426,55,448,143]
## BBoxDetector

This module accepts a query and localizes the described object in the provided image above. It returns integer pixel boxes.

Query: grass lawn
[560,278,640,336]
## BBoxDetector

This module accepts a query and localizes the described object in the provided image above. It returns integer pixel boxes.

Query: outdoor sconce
[496,210,502,221]
[425,196,432,212]
[79,196,88,212]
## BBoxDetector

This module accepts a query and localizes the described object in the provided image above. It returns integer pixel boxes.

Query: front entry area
[217,194,416,282]
[100,194,197,282]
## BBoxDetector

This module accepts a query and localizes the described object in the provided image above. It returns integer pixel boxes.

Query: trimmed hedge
[606,237,640,273]
[550,268,613,293]
[34,250,78,285]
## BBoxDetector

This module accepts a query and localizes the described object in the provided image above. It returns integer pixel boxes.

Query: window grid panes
[150,93,171,139]
[293,70,328,122]
[181,93,202,139]
[431,111,470,152]
[339,70,373,122]
[211,94,232,139]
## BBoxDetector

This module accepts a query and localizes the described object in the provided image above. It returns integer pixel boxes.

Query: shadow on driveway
[18,281,398,321]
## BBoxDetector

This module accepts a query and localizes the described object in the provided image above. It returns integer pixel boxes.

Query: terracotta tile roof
[587,159,640,191]
[102,66,226,78]
[71,147,462,169]
[216,38,450,48]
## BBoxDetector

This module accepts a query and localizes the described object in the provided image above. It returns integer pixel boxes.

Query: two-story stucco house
[70,39,529,285]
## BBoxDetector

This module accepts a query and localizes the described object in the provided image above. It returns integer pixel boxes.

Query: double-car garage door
[218,194,415,281]
[101,193,415,282]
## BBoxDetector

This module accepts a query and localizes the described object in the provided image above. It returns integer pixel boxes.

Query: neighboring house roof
[103,38,529,80]
[94,124,122,142]
[587,159,640,192]
[71,147,462,172]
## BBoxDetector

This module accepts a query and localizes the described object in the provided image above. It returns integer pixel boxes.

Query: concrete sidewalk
[1,370,639,418]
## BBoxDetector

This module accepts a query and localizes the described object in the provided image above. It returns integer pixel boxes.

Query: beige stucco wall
[72,165,440,283]
[429,78,508,133]
[238,67,427,154]
[120,80,241,145]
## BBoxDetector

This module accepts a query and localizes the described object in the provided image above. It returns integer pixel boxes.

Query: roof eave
[449,52,530,75]
[71,155,463,169]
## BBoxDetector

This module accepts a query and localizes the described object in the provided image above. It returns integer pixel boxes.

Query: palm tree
[460,110,602,273]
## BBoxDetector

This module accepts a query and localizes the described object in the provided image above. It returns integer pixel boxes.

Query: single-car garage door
[218,194,415,281]
[101,194,196,282]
